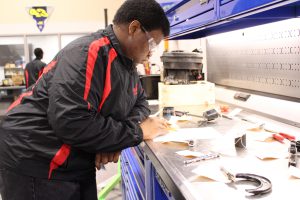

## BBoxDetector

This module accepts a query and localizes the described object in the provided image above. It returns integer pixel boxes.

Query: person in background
[24,47,46,88]
[0,0,170,200]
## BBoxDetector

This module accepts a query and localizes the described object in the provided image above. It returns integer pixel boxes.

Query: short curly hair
[113,0,170,37]
[34,48,43,59]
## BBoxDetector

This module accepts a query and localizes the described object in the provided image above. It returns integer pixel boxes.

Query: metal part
[203,109,219,121]
[235,173,272,195]
[289,140,298,167]
[163,107,175,120]
[183,152,219,165]
[220,166,236,182]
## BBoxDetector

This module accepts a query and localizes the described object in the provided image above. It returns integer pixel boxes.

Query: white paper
[153,127,222,143]
[176,150,206,157]
[192,164,231,183]
[228,108,242,118]
[253,140,289,159]
[289,166,300,178]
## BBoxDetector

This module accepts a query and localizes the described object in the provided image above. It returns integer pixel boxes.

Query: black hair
[113,0,170,37]
[34,48,43,59]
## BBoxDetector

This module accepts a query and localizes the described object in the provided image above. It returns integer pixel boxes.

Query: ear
[128,20,142,36]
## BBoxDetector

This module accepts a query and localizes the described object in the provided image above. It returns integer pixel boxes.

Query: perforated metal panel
[207,18,300,99]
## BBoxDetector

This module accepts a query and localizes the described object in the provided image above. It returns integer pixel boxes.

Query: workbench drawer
[121,148,145,199]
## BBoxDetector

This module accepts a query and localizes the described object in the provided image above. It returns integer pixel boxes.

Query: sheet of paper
[153,127,222,143]
[176,150,206,157]
[192,164,231,183]
[252,140,289,159]
[289,166,300,178]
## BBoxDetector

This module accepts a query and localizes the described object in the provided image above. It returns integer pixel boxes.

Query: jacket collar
[102,25,134,69]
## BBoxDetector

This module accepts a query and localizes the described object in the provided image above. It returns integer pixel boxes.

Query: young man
[24,47,46,88]
[0,0,170,199]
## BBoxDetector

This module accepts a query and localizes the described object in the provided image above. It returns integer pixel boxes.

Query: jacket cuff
[134,124,144,146]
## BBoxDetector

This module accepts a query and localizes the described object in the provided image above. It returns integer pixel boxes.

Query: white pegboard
[206,18,300,99]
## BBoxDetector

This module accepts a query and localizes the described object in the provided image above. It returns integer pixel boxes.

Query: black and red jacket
[0,25,150,181]
[24,58,46,88]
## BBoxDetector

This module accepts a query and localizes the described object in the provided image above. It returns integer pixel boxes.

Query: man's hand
[95,151,121,170]
[140,117,168,140]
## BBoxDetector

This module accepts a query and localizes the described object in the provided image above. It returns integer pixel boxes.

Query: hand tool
[183,152,219,164]
[220,166,235,182]
[259,124,295,142]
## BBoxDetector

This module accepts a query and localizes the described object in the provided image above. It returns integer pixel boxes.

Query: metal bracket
[235,173,272,195]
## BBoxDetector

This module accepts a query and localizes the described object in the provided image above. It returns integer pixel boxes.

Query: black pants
[0,168,97,200]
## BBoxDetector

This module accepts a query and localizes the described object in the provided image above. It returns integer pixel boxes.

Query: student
[0,0,170,199]
[24,47,46,88]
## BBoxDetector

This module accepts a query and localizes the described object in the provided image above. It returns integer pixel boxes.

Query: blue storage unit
[162,0,217,36]
[219,0,277,18]
[121,147,172,200]
[157,0,300,39]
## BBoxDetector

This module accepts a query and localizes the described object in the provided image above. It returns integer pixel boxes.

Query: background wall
[0,0,124,35]
[207,18,300,99]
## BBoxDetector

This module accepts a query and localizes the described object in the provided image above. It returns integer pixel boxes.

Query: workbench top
[142,104,300,200]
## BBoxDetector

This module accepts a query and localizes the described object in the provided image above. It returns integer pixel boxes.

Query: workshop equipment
[161,51,204,84]
[159,50,215,106]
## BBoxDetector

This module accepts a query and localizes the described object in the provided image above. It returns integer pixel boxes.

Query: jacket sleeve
[126,78,151,123]
[48,45,143,153]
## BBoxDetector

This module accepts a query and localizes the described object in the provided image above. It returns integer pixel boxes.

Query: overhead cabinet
[164,0,216,36]
[157,0,300,39]
[219,0,276,18]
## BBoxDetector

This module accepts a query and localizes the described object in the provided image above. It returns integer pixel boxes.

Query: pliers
[272,132,295,143]
[259,124,296,142]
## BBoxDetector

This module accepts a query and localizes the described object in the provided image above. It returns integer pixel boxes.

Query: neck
[112,24,132,59]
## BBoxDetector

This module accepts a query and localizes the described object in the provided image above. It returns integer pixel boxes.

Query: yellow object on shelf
[12,75,24,86]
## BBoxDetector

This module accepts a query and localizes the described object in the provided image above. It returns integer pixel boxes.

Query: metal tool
[183,152,219,165]
[259,124,295,143]
[235,173,272,195]
[220,166,235,182]
[288,140,298,167]
[220,167,272,195]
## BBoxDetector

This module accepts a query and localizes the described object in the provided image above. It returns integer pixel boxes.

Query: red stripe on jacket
[98,48,117,112]
[6,60,57,113]
[48,144,71,179]
[38,68,44,78]
[48,45,117,179]
[25,69,29,88]
[84,37,110,101]
[6,91,33,112]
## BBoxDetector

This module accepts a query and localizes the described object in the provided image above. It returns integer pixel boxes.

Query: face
[126,21,164,64]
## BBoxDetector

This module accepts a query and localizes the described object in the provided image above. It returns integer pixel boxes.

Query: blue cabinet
[219,0,278,18]
[162,0,217,36]
[121,147,172,200]
[157,0,300,39]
